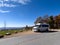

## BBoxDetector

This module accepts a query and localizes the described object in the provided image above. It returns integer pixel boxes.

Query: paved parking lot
[0,30,60,45]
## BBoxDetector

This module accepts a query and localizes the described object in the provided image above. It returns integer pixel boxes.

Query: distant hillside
[0,27,25,30]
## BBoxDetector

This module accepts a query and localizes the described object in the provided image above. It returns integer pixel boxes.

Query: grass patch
[0,30,23,35]
[0,28,32,35]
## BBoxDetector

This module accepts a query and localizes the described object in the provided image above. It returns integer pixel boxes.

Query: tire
[46,29,49,32]
[37,29,40,32]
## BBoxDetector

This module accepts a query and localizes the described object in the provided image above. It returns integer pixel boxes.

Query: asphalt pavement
[0,31,60,45]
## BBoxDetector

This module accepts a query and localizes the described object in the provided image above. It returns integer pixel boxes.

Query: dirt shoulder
[4,29,60,39]
[4,30,34,38]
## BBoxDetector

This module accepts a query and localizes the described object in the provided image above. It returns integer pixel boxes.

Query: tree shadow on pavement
[35,30,58,33]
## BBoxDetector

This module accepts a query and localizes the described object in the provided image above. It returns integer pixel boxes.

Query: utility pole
[4,21,6,30]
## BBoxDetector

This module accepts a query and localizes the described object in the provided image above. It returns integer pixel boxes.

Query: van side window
[42,25,49,27]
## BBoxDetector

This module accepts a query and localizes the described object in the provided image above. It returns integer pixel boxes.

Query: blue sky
[0,0,60,27]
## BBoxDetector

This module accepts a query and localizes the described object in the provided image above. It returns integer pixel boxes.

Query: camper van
[32,23,49,32]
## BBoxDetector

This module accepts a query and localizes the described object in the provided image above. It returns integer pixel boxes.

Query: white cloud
[0,10,10,13]
[0,0,16,7]
[11,0,31,5]
[0,0,31,13]
[4,0,9,1]
[4,4,16,7]
[0,3,16,7]
[19,0,31,5]
[0,0,31,7]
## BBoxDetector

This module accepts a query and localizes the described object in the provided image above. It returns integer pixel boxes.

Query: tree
[34,16,42,24]
[54,15,60,28]
[34,15,49,24]
[48,16,54,28]
[25,25,29,30]
[43,14,49,23]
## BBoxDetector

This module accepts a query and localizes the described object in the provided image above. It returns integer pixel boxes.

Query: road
[0,31,60,45]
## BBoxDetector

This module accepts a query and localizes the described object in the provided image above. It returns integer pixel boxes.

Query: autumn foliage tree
[34,14,60,29]
[54,15,60,28]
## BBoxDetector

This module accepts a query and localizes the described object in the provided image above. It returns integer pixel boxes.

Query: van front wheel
[46,29,49,31]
